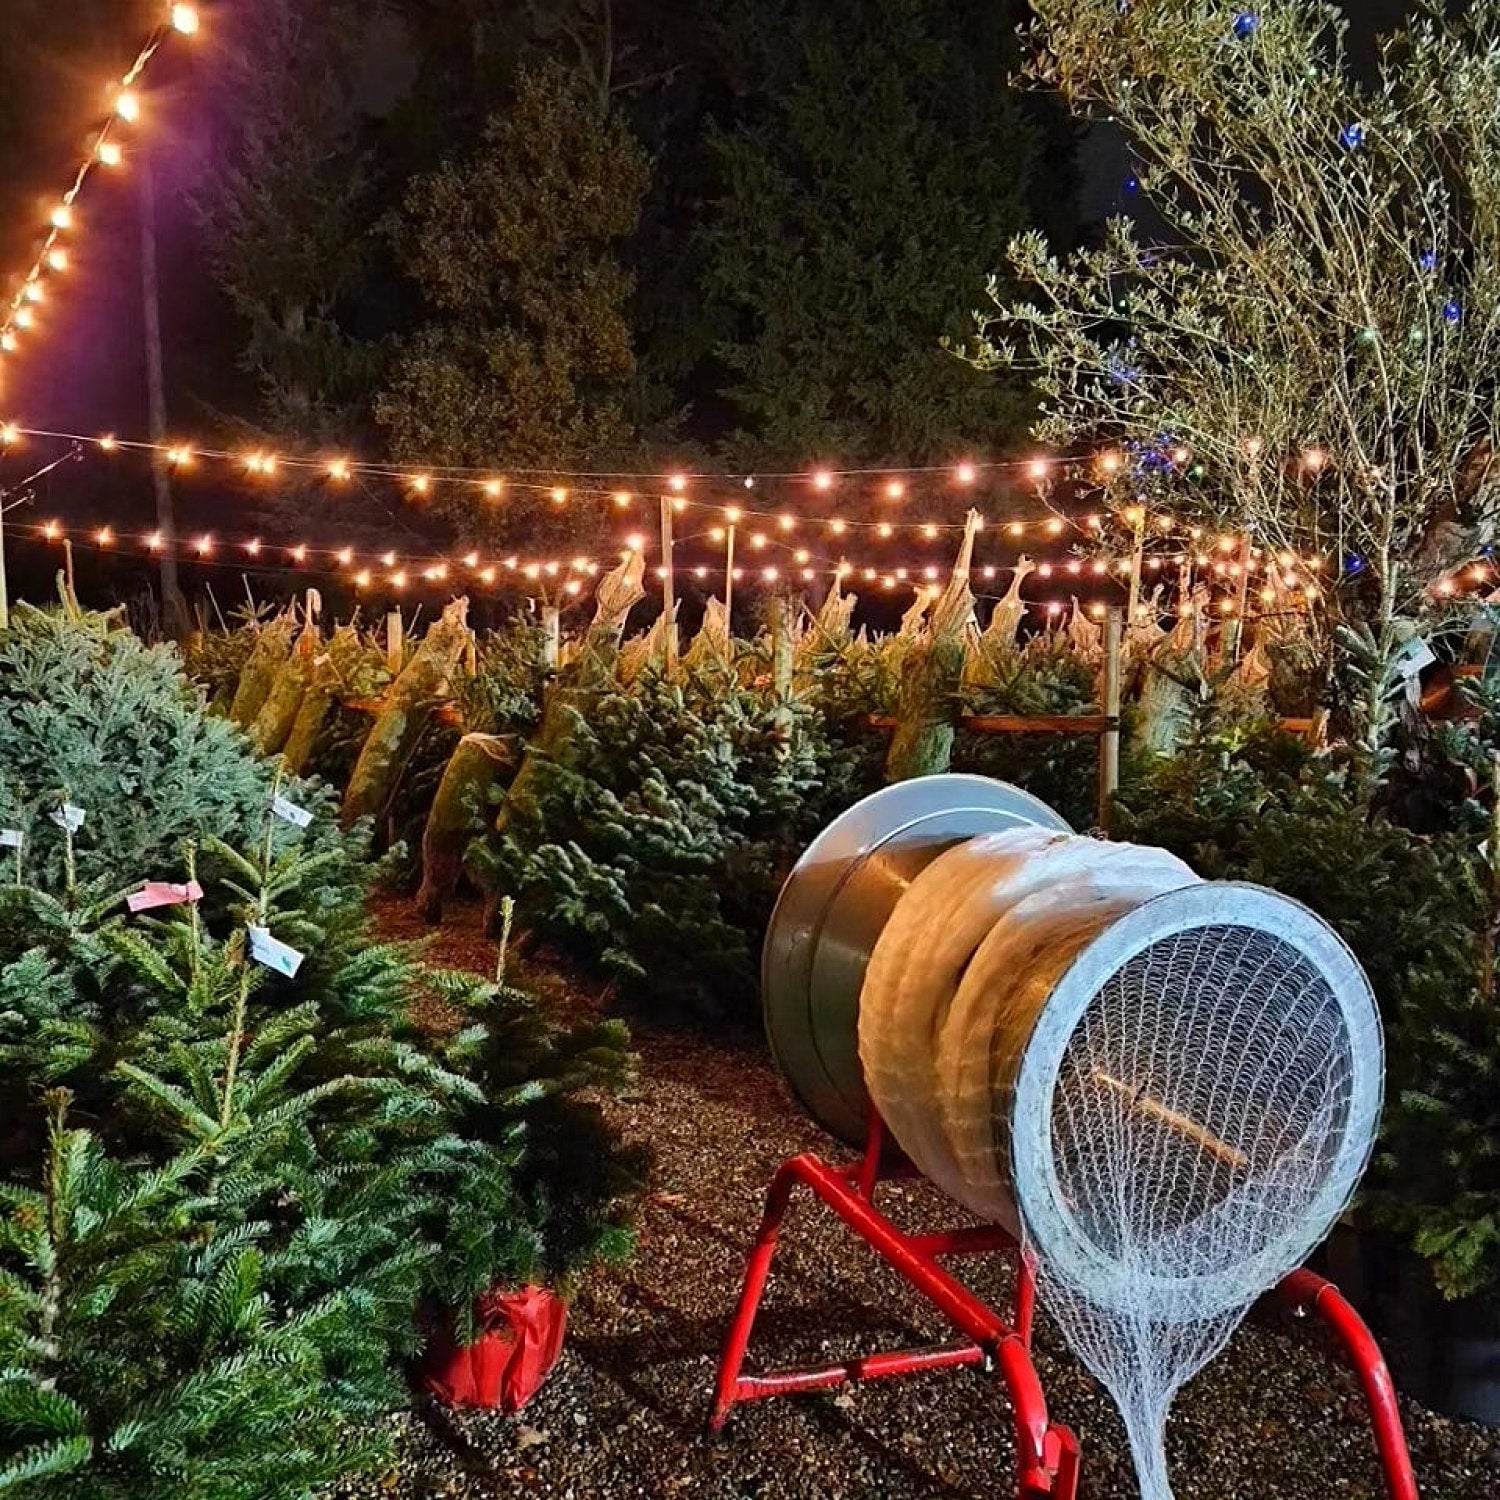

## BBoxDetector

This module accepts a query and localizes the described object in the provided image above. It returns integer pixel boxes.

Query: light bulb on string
[955,462,977,486]
[115,90,141,123]
[485,478,505,499]
[812,470,834,492]
[885,479,905,500]
[171,5,200,35]
[97,140,123,167]
[46,249,68,273]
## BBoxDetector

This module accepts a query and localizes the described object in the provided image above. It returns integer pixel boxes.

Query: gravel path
[342,898,1500,1500]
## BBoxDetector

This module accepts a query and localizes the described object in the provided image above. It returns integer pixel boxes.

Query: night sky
[0,1,1446,611]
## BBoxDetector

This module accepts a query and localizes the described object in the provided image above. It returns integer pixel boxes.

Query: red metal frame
[711,1113,1419,1500]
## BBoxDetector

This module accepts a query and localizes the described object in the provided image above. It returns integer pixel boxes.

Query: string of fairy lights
[0,5,201,366]
[0,423,1347,618]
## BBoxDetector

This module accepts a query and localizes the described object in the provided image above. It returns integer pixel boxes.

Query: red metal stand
[711,1115,1419,1500]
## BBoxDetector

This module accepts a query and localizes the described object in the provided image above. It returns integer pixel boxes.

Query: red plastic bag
[420,1285,568,1412]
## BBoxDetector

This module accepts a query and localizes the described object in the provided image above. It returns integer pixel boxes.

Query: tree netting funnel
[845,806,1383,1500]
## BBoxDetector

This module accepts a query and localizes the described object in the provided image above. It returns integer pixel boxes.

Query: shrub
[0,612,642,1494]
[0,606,272,894]
[474,666,871,1026]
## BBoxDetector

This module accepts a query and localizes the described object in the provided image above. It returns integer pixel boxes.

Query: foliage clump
[0,605,272,894]
[0,610,642,1496]
[474,661,869,1026]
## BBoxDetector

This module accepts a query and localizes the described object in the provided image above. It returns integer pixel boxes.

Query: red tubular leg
[1015,1250,1038,1350]
[1279,1268,1419,1500]
[710,1164,798,1430]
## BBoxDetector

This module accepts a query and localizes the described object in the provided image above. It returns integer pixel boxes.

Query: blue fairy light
[1124,175,1141,195]
[1419,249,1438,273]
[1443,300,1463,324]
[1344,555,1367,576]
[1233,12,1259,40]
[1340,123,1366,150]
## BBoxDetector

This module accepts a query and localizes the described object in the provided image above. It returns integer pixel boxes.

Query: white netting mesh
[857,830,1383,1500]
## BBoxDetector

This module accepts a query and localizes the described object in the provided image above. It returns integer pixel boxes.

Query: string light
[0,10,199,359]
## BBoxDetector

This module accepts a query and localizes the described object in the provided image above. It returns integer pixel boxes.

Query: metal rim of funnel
[1012,880,1383,1322]
[762,774,1072,1146]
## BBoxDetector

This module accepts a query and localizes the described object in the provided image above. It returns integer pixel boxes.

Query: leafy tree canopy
[698,0,1058,466]
[376,59,650,548]
[975,0,1500,633]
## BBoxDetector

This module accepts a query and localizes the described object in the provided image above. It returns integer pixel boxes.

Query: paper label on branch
[1387,637,1436,694]
[247,925,305,978]
[0,830,23,850]
[127,881,204,915]
[50,804,86,834]
[272,795,313,829]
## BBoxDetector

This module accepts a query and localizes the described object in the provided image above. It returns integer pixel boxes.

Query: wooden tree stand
[711,1113,1419,1500]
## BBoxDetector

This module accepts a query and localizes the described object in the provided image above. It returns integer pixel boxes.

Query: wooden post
[1097,607,1123,832]
[542,604,561,668]
[0,495,8,630]
[63,538,75,604]
[660,493,678,673]
[385,610,404,676]
[724,523,737,635]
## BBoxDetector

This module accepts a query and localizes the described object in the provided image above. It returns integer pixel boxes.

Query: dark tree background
[5,0,1074,567]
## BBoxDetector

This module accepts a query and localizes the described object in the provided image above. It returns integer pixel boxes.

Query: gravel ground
[342,897,1500,1500]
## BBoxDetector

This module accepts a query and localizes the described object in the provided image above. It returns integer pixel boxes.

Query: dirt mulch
[340,896,1500,1499]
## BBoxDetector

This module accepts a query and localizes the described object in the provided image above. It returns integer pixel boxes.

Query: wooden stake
[1097,607,1123,832]
[542,605,561,668]
[1126,512,1146,628]
[63,539,75,606]
[660,493,678,673]
[385,610,404,676]
[724,523,737,635]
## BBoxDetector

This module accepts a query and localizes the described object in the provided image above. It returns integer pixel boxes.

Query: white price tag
[0,830,23,850]
[247,925,306,979]
[50,804,86,834]
[1391,637,1435,683]
[271,795,313,830]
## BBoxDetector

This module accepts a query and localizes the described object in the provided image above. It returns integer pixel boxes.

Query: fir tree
[700,0,1059,464]
[0,606,272,895]
[376,59,651,550]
